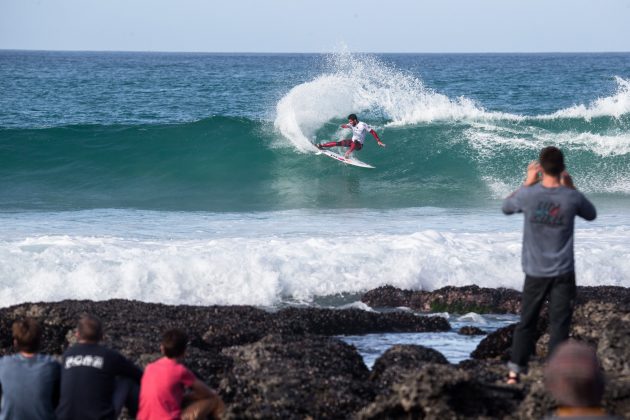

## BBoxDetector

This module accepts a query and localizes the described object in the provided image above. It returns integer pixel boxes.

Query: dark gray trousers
[509,271,576,373]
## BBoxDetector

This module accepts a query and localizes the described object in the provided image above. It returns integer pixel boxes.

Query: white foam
[338,301,376,312]
[465,123,630,196]
[2,221,628,308]
[466,124,630,157]
[457,312,488,324]
[542,76,630,121]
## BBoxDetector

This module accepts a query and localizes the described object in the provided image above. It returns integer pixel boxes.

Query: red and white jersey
[349,121,373,144]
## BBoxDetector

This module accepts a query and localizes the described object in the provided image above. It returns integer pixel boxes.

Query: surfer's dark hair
[348,114,358,121]
[539,146,565,176]
[161,328,188,358]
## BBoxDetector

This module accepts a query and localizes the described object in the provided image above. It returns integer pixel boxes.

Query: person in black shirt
[56,314,142,420]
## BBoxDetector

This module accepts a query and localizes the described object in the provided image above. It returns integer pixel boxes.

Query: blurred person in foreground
[544,340,619,419]
[0,318,60,419]
[502,146,596,384]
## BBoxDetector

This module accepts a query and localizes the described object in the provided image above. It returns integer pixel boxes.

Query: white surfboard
[316,149,375,169]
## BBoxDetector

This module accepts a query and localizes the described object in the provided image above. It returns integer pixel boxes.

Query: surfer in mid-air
[317,114,385,159]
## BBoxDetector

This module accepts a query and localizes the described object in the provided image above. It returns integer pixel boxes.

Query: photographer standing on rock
[502,146,596,384]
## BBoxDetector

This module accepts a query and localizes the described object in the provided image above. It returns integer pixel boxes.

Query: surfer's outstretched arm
[370,129,386,147]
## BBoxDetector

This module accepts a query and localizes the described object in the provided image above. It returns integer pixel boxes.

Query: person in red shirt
[138,329,224,420]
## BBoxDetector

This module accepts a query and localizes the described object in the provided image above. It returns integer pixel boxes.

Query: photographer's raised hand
[560,170,576,190]
[524,160,541,187]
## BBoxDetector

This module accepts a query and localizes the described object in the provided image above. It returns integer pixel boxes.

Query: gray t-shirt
[503,184,596,277]
[0,353,60,420]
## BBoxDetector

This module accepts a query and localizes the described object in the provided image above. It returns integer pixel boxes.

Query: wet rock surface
[369,344,448,394]
[458,326,486,336]
[220,334,373,419]
[362,284,630,315]
[362,284,523,314]
[358,363,524,420]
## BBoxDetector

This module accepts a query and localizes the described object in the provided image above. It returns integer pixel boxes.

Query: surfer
[316,114,385,158]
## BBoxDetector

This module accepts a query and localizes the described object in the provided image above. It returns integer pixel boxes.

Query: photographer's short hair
[12,318,42,353]
[161,329,188,358]
[539,146,565,176]
[77,314,103,342]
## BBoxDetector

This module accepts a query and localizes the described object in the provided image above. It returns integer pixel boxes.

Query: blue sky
[1,0,629,53]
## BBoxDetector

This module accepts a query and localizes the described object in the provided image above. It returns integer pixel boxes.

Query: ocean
[1,50,629,359]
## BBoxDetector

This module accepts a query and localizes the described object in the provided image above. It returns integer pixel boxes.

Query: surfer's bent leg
[319,140,352,148]
[349,141,362,152]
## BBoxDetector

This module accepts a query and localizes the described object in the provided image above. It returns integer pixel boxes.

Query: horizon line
[2,48,630,55]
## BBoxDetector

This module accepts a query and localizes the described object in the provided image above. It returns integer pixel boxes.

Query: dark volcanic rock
[0,299,450,395]
[458,326,486,336]
[361,285,630,316]
[220,334,373,419]
[370,344,449,394]
[470,324,517,361]
[362,285,522,314]
[1,295,628,419]
[596,314,630,376]
[0,300,451,354]
[272,307,451,335]
[576,286,630,306]
[360,285,416,308]
[358,363,523,420]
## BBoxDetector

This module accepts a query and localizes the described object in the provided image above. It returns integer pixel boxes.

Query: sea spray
[273,52,520,152]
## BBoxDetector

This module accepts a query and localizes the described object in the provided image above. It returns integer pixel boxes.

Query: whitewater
[1,207,629,308]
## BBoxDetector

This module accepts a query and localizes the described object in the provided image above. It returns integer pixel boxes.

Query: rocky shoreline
[1,285,628,419]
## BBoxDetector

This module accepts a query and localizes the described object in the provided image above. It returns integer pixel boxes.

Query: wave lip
[273,52,521,152]
[541,76,630,121]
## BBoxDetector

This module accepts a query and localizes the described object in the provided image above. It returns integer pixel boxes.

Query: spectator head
[12,318,42,353]
[160,329,188,359]
[77,314,103,343]
[544,340,605,408]
[539,146,566,177]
